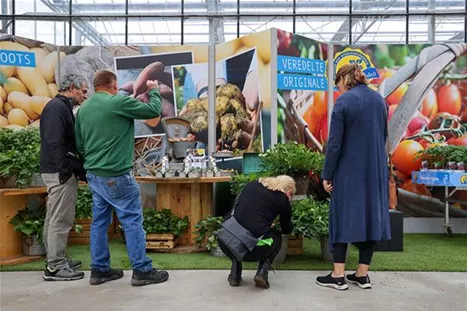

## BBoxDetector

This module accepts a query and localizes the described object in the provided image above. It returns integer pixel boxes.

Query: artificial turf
[1,234,466,272]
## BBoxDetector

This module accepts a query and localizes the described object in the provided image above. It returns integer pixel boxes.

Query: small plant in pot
[229,171,271,195]
[140,208,189,250]
[193,216,225,256]
[260,142,324,195]
[304,199,349,262]
[9,205,46,256]
[74,185,94,233]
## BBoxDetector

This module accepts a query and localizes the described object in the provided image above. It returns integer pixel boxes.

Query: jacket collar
[55,94,75,112]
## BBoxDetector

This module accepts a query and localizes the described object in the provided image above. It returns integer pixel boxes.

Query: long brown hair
[335,63,368,90]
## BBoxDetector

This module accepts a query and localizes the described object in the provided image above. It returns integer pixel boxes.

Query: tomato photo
[427,112,456,130]
[420,88,438,120]
[407,115,429,136]
[400,179,432,197]
[437,84,462,115]
[312,91,342,120]
[392,140,424,176]
[312,91,328,118]
[388,104,398,120]
[319,114,328,144]
[394,170,410,182]
[380,69,409,106]
[447,134,467,146]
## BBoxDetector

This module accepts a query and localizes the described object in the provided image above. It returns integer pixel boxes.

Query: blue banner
[277,55,326,75]
[277,73,327,91]
[412,171,467,187]
[0,49,36,67]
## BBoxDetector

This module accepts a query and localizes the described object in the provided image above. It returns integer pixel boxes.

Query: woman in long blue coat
[316,64,391,291]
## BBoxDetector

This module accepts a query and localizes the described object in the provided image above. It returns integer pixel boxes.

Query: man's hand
[146,80,159,91]
[323,180,333,193]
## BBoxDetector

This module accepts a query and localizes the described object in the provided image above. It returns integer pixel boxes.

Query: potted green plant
[68,185,95,245]
[304,199,350,262]
[141,208,189,250]
[193,216,225,256]
[259,142,324,194]
[229,171,271,195]
[9,205,46,256]
[0,127,42,188]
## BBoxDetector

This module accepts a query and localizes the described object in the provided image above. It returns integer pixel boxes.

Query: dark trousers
[333,241,376,265]
[219,229,282,263]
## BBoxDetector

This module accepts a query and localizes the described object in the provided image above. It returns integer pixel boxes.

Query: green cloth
[256,238,274,246]
[75,89,162,177]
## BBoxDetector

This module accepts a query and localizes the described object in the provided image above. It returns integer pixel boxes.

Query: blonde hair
[259,175,296,195]
[335,63,368,89]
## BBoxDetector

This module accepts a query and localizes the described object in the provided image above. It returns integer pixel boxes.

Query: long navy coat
[322,83,391,248]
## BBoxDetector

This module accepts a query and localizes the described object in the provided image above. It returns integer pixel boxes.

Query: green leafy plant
[229,171,271,195]
[288,198,330,239]
[0,128,40,188]
[260,142,324,177]
[76,186,93,220]
[73,185,94,233]
[416,145,467,168]
[193,216,224,250]
[9,205,46,244]
[143,208,189,236]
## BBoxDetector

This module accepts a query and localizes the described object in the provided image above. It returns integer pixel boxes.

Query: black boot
[254,260,272,289]
[227,260,242,286]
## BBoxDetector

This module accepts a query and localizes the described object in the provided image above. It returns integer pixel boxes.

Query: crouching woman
[218,175,295,289]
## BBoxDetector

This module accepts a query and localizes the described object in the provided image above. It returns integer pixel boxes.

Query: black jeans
[333,241,376,265]
[219,229,282,262]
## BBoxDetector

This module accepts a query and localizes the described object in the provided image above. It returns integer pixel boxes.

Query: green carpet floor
[1,234,466,272]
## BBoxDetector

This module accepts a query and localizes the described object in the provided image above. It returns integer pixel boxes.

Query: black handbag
[214,191,261,262]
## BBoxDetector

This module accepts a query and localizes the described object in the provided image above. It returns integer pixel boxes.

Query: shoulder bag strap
[231,189,242,216]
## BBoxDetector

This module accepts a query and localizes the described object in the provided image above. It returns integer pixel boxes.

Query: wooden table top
[0,176,232,196]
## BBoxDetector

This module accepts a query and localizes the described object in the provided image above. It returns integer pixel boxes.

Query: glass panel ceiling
[1,0,465,45]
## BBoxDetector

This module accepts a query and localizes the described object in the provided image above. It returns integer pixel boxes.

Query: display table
[412,171,467,236]
[0,188,38,264]
[0,176,231,262]
[135,176,232,246]
[0,184,86,264]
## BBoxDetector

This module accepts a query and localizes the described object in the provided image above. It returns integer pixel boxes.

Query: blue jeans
[87,172,152,273]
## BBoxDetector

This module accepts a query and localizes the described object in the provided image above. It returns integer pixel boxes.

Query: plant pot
[209,246,225,257]
[293,174,309,195]
[320,237,350,262]
[22,234,46,256]
[0,176,16,188]
[273,234,289,264]
[0,173,45,188]
[287,235,304,255]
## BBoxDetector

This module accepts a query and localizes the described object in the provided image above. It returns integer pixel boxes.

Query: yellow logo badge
[330,48,380,83]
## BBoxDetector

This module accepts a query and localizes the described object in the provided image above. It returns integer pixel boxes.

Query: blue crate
[242,153,263,174]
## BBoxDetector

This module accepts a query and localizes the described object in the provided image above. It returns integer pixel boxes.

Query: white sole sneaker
[346,279,372,289]
[316,280,349,291]
[43,274,84,281]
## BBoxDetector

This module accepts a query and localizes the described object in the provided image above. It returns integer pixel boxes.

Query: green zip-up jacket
[75,89,162,177]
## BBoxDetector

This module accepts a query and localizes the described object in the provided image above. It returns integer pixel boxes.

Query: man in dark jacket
[40,74,88,281]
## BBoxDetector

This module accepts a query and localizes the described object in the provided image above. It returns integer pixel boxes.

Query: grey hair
[59,74,87,92]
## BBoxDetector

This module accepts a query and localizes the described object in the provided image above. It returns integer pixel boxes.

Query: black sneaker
[346,273,372,289]
[131,268,169,287]
[67,258,82,270]
[316,273,349,291]
[43,266,85,281]
[90,268,124,285]
[43,258,81,270]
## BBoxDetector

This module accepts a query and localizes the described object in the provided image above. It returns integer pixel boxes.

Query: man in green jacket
[75,69,169,287]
